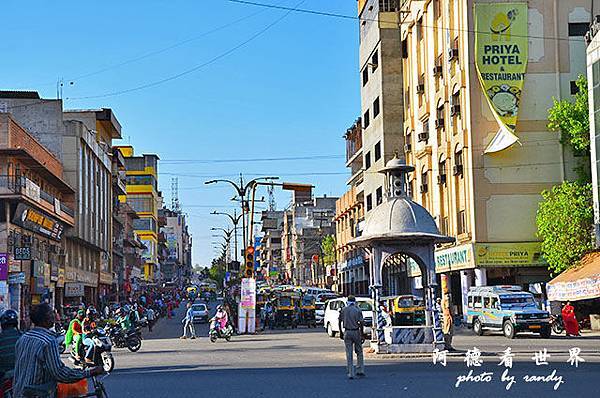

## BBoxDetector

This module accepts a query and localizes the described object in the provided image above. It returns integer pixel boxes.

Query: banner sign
[474,242,544,267]
[475,3,528,153]
[240,278,256,309]
[64,282,84,297]
[12,203,64,241]
[14,247,31,261]
[547,275,600,302]
[0,254,7,280]
[8,272,26,284]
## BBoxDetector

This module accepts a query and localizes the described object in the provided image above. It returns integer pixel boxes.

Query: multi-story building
[0,111,75,325]
[281,192,337,288]
[159,207,192,285]
[335,119,367,295]
[358,0,405,216]
[259,210,284,282]
[111,148,127,300]
[588,20,600,247]
[63,109,121,305]
[400,0,591,318]
[117,146,160,282]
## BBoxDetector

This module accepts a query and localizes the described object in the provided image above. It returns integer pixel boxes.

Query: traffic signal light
[244,246,255,278]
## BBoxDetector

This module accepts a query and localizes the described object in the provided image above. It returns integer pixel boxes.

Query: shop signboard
[14,247,31,261]
[24,178,41,203]
[50,262,59,282]
[240,278,256,309]
[474,242,544,267]
[57,268,65,287]
[43,263,51,287]
[8,256,20,272]
[32,276,45,294]
[8,272,26,284]
[32,261,44,278]
[64,282,84,297]
[0,253,7,280]
[407,244,475,277]
[12,203,64,241]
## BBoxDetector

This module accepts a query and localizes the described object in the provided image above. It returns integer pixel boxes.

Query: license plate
[529,325,541,329]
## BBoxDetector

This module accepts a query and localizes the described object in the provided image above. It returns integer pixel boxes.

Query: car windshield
[357,301,372,311]
[398,298,413,307]
[500,296,537,308]
[192,305,206,311]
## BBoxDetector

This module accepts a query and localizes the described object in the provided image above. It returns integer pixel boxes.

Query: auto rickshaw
[270,291,300,329]
[389,295,426,326]
[298,294,317,328]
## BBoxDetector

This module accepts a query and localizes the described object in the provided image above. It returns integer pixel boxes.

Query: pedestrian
[562,301,580,336]
[441,294,454,350]
[180,302,196,339]
[339,296,365,379]
[146,307,156,332]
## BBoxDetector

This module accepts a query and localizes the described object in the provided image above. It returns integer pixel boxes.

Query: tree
[321,235,336,266]
[547,74,590,154]
[536,181,594,275]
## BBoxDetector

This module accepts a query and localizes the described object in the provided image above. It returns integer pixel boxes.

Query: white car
[315,302,326,324]
[324,297,373,337]
[191,303,209,323]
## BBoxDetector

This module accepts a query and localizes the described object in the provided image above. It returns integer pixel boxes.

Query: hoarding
[474,242,544,267]
[12,203,64,241]
[240,278,256,309]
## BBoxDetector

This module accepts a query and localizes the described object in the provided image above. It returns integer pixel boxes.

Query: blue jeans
[83,337,94,360]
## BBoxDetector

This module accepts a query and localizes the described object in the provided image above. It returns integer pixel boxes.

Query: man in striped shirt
[12,303,103,398]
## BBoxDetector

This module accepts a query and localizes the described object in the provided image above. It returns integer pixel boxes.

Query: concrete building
[335,119,367,295]
[259,210,285,282]
[281,192,337,288]
[587,19,600,247]
[159,207,193,285]
[399,0,592,318]
[358,0,405,216]
[0,111,75,325]
[117,146,160,283]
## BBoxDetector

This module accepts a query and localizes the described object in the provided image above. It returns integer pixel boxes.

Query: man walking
[339,296,365,379]
[181,302,196,339]
[146,307,155,333]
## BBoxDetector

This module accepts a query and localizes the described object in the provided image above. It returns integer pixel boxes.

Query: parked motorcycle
[550,314,564,335]
[107,326,142,352]
[209,318,233,343]
[69,328,115,373]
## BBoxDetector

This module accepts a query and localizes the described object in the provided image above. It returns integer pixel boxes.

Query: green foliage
[536,181,594,274]
[208,256,226,287]
[321,235,336,266]
[547,75,590,154]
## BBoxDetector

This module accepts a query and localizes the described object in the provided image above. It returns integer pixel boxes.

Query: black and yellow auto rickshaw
[270,291,300,329]
[298,294,317,328]
[389,295,426,326]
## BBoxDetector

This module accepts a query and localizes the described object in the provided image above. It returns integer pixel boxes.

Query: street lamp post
[210,210,244,263]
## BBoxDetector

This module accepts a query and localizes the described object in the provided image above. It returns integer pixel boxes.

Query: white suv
[324,297,373,337]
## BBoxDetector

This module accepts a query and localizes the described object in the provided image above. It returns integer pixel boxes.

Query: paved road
[101,302,600,397]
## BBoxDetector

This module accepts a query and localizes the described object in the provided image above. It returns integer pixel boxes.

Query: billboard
[475,3,528,153]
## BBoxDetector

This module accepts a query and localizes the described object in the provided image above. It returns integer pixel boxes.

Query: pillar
[460,270,473,322]
[474,268,487,287]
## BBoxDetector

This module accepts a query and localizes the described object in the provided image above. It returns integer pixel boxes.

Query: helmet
[217,305,223,311]
[86,307,97,317]
[0,309,19,328]
[77,310,85,318]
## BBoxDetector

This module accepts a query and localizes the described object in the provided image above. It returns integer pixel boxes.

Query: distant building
[259,210,285,281]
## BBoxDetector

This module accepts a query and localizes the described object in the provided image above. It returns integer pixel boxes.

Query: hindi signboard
[240,278,256,309]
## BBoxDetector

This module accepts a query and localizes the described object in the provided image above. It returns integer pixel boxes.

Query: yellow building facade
[116,146,160,282]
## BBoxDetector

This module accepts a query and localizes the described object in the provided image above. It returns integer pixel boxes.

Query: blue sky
[1,0,360,265]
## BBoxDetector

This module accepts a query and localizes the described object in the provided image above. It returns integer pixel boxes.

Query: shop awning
[547,251,600,301]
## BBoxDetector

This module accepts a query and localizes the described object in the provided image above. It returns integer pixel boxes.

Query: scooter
[550,314,564,334]
[209,318,233,343]
[69,328,115,373]
[107,325,142,352]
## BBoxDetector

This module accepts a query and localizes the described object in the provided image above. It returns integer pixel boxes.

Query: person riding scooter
[65,310,85,360]
[215,305,228,332]
[81,308,98,364]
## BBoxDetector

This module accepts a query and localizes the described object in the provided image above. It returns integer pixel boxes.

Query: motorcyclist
[0,309,21,382]
[116,307,132,332]
[82,308,98,364]
[65,310,85,360]
[215,305,228,332]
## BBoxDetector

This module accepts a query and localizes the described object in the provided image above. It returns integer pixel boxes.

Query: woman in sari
[561,301,580,336]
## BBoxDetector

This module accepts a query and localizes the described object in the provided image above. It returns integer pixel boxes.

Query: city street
[100,303,600,398]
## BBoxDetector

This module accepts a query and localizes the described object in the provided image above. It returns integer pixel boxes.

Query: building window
[365,152,371,169]
[454,150,464,177]
[363,110,370,129]
[371,50,378,70]
[366,194,373,211]
[373,97,380,118]
[570,80,579,95]
[376,186,383,205]
[362,68,369,86]
[457,210,467,234]
[438,160,447,185]
[401,39,408,58]
[374,141,381,161]
[420,171,428,194]
[568,22,589,36]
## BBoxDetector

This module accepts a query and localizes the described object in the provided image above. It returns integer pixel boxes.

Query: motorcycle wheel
[552,322,564,335]
[101,352,115,373]
[225,335,231,342]
[210,335,217,343]
[127,336,142,352]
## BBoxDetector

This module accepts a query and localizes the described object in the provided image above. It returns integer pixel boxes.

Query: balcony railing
[0,175,75,217]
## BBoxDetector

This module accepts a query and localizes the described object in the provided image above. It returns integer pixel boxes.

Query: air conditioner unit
[450,104,461,116]
[418,132,429,142]
[433,65,444,76]
[437,174,447,185]
[435,118,444,129]
[404,143,412,152]
[416,83,426,93]
[453,165,464,176]
[448,48,459,60]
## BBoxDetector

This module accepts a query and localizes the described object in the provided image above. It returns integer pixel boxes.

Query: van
[466,285,551,339]
[323,297,373,338]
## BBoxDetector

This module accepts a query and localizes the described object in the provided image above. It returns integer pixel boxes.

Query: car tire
[503,320,516,339]
[327,323,336,337]
[473,318,483,336]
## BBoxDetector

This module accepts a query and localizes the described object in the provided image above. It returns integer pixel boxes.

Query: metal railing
[0,175,75,217]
